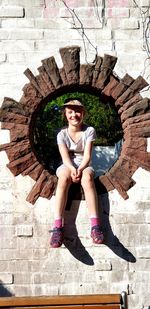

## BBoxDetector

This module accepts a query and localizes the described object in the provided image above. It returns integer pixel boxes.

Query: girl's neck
[68,123,83,132]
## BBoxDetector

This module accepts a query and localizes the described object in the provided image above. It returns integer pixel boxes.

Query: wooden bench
[0,292,128,309]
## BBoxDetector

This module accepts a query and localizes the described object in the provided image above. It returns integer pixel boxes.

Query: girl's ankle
[90,216,101,228]
[54,218,63,229]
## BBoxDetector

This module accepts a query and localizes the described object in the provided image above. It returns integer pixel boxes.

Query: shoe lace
[49,228,63,243]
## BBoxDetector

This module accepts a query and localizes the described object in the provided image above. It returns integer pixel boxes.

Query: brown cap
[63,99,84,108]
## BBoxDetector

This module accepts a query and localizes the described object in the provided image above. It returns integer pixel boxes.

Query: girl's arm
[58,144,77,177]
[78,141,93,172]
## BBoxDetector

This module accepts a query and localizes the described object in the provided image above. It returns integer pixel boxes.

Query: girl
[50,98,104,248]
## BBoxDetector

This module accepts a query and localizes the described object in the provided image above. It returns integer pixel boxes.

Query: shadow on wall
[64,202,95,266]
[64,193,136,265]
[100,193,136,263]
[0,282,14,297]
[92,140,123,177]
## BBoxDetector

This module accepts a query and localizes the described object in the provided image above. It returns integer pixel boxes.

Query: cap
[63,99,84,108]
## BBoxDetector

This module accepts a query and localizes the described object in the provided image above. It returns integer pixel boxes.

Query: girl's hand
[70,167,77,182]
[77,169,82,179]
[71,167,81,183]
[72,168,82,183]
[70,166,77,177]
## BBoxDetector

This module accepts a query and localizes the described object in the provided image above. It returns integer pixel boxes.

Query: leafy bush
[33,92,123,172]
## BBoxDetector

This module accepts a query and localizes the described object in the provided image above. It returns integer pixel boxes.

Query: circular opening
[32,89,123,174]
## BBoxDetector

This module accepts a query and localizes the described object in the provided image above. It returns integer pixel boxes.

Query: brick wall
[0,1,150,309]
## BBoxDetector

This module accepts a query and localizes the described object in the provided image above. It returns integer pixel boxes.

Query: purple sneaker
[91,225,104,244]
[49,227,64,248]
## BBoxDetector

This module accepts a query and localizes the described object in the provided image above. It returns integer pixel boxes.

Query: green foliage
[33,92,123,172]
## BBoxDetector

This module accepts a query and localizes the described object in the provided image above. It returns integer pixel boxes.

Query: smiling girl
[50,98,104,248]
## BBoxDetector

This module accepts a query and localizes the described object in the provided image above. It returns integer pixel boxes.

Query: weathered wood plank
[0,294,121,306]
[59,46,80,84]
[42,56,63,89]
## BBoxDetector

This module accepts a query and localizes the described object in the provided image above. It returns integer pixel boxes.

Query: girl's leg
[50,167,72,248]
[54,167,72,221]
[81,168,99,218]
[81,168,104,244]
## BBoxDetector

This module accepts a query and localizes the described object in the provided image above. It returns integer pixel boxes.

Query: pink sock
[90,217,101,228]
[54,218,63,229]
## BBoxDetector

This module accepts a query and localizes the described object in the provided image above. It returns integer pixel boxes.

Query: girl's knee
[81,172,94,188]
[57,173,71,189]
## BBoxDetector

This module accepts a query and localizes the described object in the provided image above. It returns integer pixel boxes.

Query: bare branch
[132,0,150,81]
[60,0,98,64]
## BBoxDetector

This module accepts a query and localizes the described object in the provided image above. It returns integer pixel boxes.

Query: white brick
[33,272,63,285]
[1,18,35,28]
[114,53,146,79]
[0,226,15,238]
[0,6,24,18]
[34,18,71,29]
[0,213,14,224]
[111,260,129,271]
[129,7,144,18]
[8,284,33,296]
[105,1,129,7]
[132,282,150,296]
[0,84,24,104]
[25,7,44,18]
[130,259,150,271]
[0,261,9,272]
[0,151,9,166]
[111,212,146,224]
[137,247,150,258]
[0,236,16,249]
[8,260,31,272]
[134,271,150,283]
[0,29,43,40]
[14,272,32,284]
[86,28,112,40]
[0,249,17,261]
[94,260,112,271]
[15,225,33,237]
[114,224,150,246]
[60,281,110,295]
[139,0,150,6]
[0,273,13,284]
[0,129,10,144]
[16,237,47,249]
[120,18,140,29]
[0,198,19,213]
[33,284,59,296]
[60,7,102,18]
[105,8,130,18]
[107,18,125,29]
[109,270,134,283]
[132,167,150,187]
[45,0,103,8]
[114,29,142,40]
[147,137,150,152]
[0,40,35,52]
[135,201,150,211]
[115,40,144,52]
[7,52,27,63]
[96,40,113,52]
[128,295,143,309]
[43,29,81,41]
[65,17,103,29]
[2,0,44,6]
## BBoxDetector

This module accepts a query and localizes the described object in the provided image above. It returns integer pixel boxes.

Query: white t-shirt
[57,124,96,168]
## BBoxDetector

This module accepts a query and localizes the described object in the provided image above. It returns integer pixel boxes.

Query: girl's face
[65,107,84,127]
